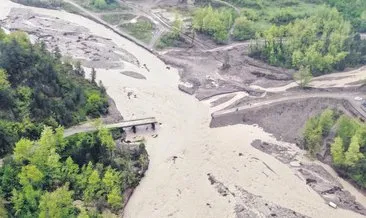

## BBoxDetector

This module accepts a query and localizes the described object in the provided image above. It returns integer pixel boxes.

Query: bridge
[64,117,158,137]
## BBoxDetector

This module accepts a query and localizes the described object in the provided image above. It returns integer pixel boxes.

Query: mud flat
[211,97,353,143]
[160,46,294,99]
[1,8,139,69]
[1,1,366,217]
[252,140,366,216]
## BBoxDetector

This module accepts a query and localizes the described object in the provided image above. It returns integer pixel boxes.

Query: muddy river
[1,1,366,217]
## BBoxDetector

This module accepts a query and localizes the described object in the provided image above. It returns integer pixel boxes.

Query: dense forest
[303,109,366,188]
[0,30,108,157]
[0,30,148,216]
[250,7,366,76]
[0,126,148,217]
[192,7,236,43]
[192,0,366,75]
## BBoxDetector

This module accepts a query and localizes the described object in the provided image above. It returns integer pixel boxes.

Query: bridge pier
[151,122,155,130]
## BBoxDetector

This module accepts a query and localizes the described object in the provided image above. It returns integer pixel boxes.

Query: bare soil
[252,140,366,216]
[207,173,308,218]
[211,97,351,144]
[0,8,139,69]
[160,44,294,99]
[3,1,366,217]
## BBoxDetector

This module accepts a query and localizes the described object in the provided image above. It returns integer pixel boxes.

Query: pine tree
[345,135,364,166]
[331,137,345,166]
[91,68,96,84]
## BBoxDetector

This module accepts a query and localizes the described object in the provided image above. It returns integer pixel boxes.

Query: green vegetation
[303,110,366,188]
[192,0,327,43]
[224,0,366,31]
[62,2,85,15]
[71,0,127,12]
[293,66,313,87]
[0,126,148,217]
[323,0,366,32]
[119,19,154,43]
[0,30,108,157]
[190,1,366,76]
[11,0,62,8]
[156,14,185,49]
[232,16,257,41]
[156,33,180,49]
[0,29,148,217]
[101,14,135,26]
[251,7,366,76]
[303,109,336,157]
[192,6,236,43]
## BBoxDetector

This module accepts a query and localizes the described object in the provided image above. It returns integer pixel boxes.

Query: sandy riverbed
[1,1,366,217]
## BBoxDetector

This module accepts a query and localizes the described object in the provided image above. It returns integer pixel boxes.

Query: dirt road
[212,92,366,118]
[2,1,366,218]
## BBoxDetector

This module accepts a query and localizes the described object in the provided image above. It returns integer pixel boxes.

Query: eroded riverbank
[1,1,366,217]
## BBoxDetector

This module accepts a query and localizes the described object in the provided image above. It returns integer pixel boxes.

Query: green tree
[0,198,7,218]
[14,86,32,118]
[233,16,256,40]
[86,92,106,118]
[102,167,122,192]
[107,187,123,210]
[62,157,80,184]
[12,184,42,217]
[192,6,234,43]
[91,68,97,84]
[31,127,62,174]
[293,66,313,88]
[0,69,10,89]
[14,138,34,163]
[93,0,107,9]
[53,46,62,60]
[256,7,352,75]
[18,165,44,187]
[318,109,335,136]
[77,162,93,187]
[337,115,359,148]
[172,14,183,39]
[74,61,85,77]
[345,134,364,166]
[303,117,322,157]
[84,170,102,202]
[0,163,19,198]
[331,136,345,166]
[77,208,90,218]
[98,127,115,151]
[39,185,76,218]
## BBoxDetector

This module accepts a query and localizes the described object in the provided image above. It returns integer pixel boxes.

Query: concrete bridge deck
[64,117,157,137]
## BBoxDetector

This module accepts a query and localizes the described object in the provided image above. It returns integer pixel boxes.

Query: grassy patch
[71,0,129,13]
[155,32,181,49]
[119,18,154,43]
[61,2,84,14]
[101,14,135,25]
[10,0,62,8]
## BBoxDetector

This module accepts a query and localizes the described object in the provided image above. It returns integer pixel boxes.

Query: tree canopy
[0,30,108,157]
[192,6,236,43]
[304,110,366,188]
[251,7,357,75]
[0,126,148,217]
